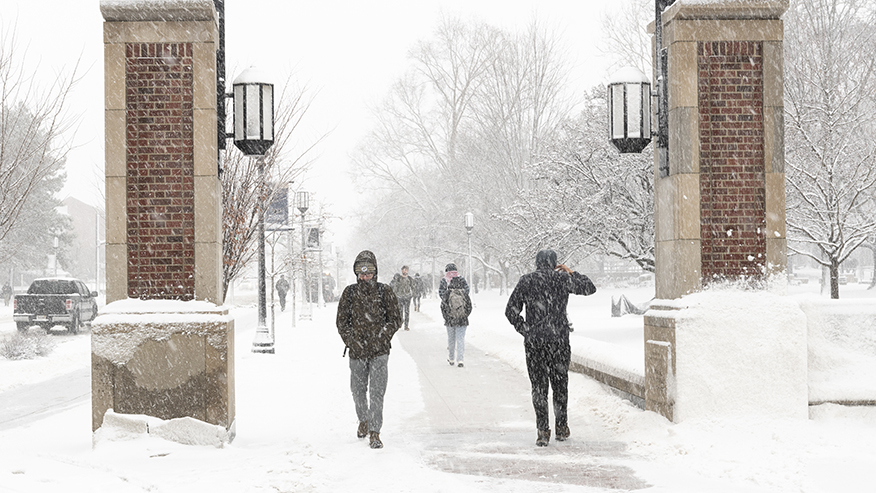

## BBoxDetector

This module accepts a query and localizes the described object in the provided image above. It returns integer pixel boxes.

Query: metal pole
[655,0,674,177]
[467,232,473,288]
[289,226,296,327]
[299,208,311,320]
[318,235,324,308]
[252,155,274,353]
[258,157,267,329]
[270,237,275,339]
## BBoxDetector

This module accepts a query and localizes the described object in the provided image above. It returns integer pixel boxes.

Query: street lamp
[608,67,651,154]
[296,190,311,320]
[465,212,474,290]
[229,68,276,355]
[607,0,675,177]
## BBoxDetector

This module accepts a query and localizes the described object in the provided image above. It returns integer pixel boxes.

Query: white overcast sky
[1,0,620,217]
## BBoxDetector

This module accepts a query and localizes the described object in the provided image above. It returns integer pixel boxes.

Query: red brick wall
[698,41,767,281]
[125,43,195,300]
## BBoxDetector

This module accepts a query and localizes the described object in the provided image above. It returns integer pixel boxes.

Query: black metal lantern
[295,190,310,214]
[232,67,274,156]
[608,67,652,154]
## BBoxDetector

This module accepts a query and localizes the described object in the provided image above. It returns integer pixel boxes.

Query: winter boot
[357,421,368,439]
[457,361,464,368]
[536,429,551,447]
[555,425,570,441]
[369,431,383,449]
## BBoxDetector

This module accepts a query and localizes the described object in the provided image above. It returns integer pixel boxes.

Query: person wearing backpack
[390,266,415,330]
[336,250,402,449]
[439,263,472,368]
[505,249,596,447]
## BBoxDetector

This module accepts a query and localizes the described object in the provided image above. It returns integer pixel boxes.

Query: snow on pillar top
[100,0,217,22]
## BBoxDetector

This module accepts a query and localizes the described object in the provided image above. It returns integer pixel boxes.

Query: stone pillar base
[91,300,235,433]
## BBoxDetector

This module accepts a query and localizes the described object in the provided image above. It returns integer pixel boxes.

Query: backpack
[447,287,468,319]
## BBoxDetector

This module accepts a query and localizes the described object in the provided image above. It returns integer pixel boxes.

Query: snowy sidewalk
[395,302,648,490]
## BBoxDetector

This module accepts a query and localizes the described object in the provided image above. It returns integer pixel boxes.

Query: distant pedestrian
[504,249,596,447]
[336,250,402,449]
[1,282,11,306]
[412,273,424,312]
[439,263,472,368]
[390,265,415,330]
[275,275,290,311]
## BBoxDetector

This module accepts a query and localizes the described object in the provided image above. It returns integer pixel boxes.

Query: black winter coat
[505,254,596,344]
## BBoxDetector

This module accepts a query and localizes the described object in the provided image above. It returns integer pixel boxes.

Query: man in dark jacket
[390,265,415,330]
[336,251,402,449]
[505,249,596,447]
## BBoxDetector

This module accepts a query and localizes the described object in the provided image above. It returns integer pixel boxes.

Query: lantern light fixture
[232,66,274,156]
[608,67,652,154]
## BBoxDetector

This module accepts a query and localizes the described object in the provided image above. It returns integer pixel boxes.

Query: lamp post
[607,0,675,178]
[296,190,311,320]
[227,67,276,354]
[464,212,474,289]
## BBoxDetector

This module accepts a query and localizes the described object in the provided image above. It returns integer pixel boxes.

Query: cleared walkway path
[395,304,648,490]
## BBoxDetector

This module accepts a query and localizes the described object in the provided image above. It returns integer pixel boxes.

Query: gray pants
[349,354,389,433]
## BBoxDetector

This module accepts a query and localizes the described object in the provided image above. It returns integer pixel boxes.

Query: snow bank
[799,297,876,403]
[673,289,808,421]
[94,409,232,447]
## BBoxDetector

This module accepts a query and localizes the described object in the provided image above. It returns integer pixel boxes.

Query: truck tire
[16,322,29,333]
[67,312,80,335]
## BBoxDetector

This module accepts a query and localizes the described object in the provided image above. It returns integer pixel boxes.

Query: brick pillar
[95,0,234,437]
[103,0,223,305]
[654,0,788,299]
[645,0,791,422]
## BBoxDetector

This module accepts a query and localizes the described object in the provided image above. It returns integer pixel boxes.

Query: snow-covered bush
[0,329,55,360]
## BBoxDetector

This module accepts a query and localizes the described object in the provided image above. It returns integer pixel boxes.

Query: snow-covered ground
[0,277,875,492]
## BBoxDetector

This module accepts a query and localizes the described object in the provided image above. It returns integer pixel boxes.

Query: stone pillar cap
[100,0,217,22]
[665,0,789,21]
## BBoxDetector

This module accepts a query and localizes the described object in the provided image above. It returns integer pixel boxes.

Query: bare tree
[0,25,81,266]
[504,87,654,273]
[598,0,652,75]
[784,0,876,298]
[221,76,321,300]
[352,17,573,287]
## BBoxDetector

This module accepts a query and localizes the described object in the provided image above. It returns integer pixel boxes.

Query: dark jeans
[278,291,287,311]
[524,340,571,432]
[398,297,411,327]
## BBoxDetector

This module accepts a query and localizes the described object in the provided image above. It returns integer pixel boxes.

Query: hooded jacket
[336,251,402,359]
[505,249,596,344]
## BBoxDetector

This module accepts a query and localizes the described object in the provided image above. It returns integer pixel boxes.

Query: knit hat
[353,250,379,276]
[445,263,457,272]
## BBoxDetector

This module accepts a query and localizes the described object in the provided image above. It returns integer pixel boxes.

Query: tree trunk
[829,259,840,299]
[870,246,876,290]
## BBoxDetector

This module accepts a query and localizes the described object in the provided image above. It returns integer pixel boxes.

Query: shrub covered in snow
[0,329,55,360]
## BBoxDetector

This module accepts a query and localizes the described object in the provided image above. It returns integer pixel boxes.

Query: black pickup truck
[13,278,99,334]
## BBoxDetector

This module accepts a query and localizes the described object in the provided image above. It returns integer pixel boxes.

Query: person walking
[1,281,12,306]
[439,263,472,368]
[275,275,290,311]
[412,273,423,312]
[504,249,596,447]
[390,265,415,330]
[336,250,402,449]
